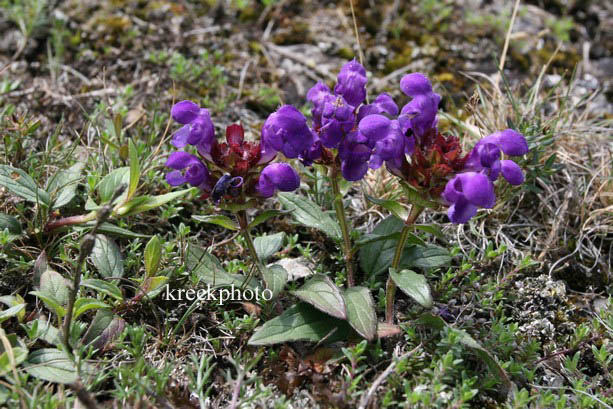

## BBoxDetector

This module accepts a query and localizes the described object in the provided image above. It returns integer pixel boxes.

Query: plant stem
[330,167,355,287]
[44,211,97,232]
[62,186,126,352]
[385,205,423,324]
[236,210,262,273]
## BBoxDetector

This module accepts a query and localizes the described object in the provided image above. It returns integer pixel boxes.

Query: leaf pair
[249,274,378,344]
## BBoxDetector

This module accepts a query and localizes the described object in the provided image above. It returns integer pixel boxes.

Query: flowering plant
[164,61,529,358]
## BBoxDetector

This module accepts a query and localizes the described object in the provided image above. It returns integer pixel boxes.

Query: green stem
[385,205,424,324]
[330,168,355,287]
[236,210,262,276]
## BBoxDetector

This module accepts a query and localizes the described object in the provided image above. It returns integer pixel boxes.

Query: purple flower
[464,129,529,185]
[399,73,441,138]
[299,131,323,166]
[443,172,495,224]
[334,60,367,107]
[165,151,211,191]
[261,105,313,162]
[358,114,406,169]
[170,100,215,158]
[357,92,399,121]
[319,95,355,148]
[338,131,371,181]
[257,163,301,198]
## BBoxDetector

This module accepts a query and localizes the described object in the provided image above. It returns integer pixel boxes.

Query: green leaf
[0,213,22,236]
[454,329,513,396]
[72,298,110,319]
[412,224,445,240]
[90,222,150,239]
[417,313,513,396]
[192,215,239,231]
[343,287,377,340]
[261,264,288,299]
[25,319,60,345]
[365,195,409,221]
[0,333,28,376]
[39,270,70,306]
[254,232,285,260]
[29,291,66,318]
[389,268,433,309]
[128,139,140,199]
[144,235,162,276]
[291,274,346,319]
[248,303,354,346]
[90,235,124,278]
[248,209,288,229]
[401,245,451,269]
[97,167,129,204]
[81,279,123,301]
[138,276,169,298]
[359,216,422,277]
[0,304,25,324]
[186,244,260,290]
[0,295,25,322]
[24,349,79,384]
[46,162,84,209]
[277,193,342,240]
[116,188,195,216]
[399,181,440,209]
[0,165,49,206]
[82,310,125,350]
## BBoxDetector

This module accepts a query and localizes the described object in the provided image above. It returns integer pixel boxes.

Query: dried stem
[61,185,126,352]
[385,205,423,324]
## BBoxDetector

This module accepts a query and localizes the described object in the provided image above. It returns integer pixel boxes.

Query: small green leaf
[138,276,169,298]
[81,279,123,301]
[72,298,110,319]
[186,244,260,290]
[144,235,162,276]
[291,274,346,319]
[0,333,28,376]
[0,165,50,206]
[90,235,124,278]
[90,222,150,238]
[401,245,451,269]
[399,181,440,209]
[29,292,66,318]
[0,295,25,322]
[46,162,84,209]
[248,303,354,346]
[261,264,288,299]
[254,232,285,260]
[278,193,342,240]
[192,215,239,231]
[24,349,80,384]
[39,270,70,306]
[365,195,409,221]
[0,213,22,236]
[82,310,125,351]
[389,268,433,309]
[0,304,25,324]
[359,216,423,277]
[25,319,60,345]
[128,139,140,199]
[248,209,288,229]
[116,188,195,216]
[343,287,377,341]
[97,167,130,204]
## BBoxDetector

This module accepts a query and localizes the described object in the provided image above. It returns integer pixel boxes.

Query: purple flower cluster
[165,59,529,224]
[443,129,529,223]
[165,101,301,201]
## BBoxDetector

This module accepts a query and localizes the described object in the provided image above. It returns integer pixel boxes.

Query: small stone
[269,257,314,281]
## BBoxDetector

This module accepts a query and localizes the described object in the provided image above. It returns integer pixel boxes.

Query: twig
[358,345,421,409]
[264,43,335,82]
[69,382,101,409]
[228,371,244,409]
[61,184,126,352]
